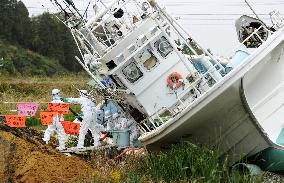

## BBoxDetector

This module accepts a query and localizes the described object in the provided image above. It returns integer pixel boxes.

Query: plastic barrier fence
[48,103,69,114]
[61,121,80,136]
[17,102,39,116]
[5,115,26,128]
[40,112,57,125]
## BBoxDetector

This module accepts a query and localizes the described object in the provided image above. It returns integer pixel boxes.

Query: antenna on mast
[50,0,71,20]
[245,0,269,28]
[64,0,84,19]
[244,0,261,20]
[83,1,91,19]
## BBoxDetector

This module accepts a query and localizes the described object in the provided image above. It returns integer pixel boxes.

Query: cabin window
[122,61,143,83]
[137,49,158,70]
[106,60,117,70]
[110,74,126,89]
[154,36,173,58]
[143,56,158,70]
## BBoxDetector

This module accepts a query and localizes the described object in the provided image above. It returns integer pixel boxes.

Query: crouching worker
[118,113,140,147]
[62,90,102,148]
[42,89,66,150]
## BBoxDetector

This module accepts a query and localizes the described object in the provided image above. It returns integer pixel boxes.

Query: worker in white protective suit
[110,112,139,147]
[119,114,139,147]
[99,99,119,130]
[65,90,102,148]
[104,110,121,131]
[42,89,66,150]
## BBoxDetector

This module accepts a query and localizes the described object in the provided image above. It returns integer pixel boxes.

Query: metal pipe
[75,56,106,89]
[86,0,130,28]
[90,0,131,32]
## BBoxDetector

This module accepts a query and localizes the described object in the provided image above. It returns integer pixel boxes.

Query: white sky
[21,0,284,56]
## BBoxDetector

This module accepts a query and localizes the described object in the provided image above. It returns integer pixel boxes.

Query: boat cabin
[79,0,224,118]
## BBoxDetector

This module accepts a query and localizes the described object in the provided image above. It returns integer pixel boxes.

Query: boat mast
[244,0,269,28]
[244,0,261,20]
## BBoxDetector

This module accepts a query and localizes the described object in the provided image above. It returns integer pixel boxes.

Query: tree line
[0,0,82,75]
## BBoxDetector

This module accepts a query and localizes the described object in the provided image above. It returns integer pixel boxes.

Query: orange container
[40,112,57,125]
[61,121,80,136]
[5,115,26,128]
[48,103,69,114]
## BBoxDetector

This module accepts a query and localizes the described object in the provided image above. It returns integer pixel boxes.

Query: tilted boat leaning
[51,0,284,170]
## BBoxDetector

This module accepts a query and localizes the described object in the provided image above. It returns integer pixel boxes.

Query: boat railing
[138,106,174,133]
[83,0,155,57]
[138,24,276,135]
[270,10,284,30]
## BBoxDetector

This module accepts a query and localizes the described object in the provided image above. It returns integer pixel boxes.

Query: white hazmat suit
[104,110,117,131]
[66,90,102,148]
[106,112,139,147]
[42,89,66,150]
[119,115,139,147]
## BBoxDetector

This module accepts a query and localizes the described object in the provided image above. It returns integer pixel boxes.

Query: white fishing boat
[51,0,284,169]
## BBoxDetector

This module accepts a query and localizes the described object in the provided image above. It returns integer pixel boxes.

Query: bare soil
[0,124,95,183]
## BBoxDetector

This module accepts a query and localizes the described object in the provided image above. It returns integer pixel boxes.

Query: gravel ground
[262,172,284,183]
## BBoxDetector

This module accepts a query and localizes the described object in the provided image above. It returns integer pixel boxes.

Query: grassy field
[77,142,264,183]
[0,74,89,127]
[0,74,89,104]
[0,75,265,182]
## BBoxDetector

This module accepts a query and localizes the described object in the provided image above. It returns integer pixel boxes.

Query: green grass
[77,142,263,183]
[0,75,89,112]
[119,142,263,183]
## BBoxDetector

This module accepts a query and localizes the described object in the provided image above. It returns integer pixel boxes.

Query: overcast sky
[21,0,284,56]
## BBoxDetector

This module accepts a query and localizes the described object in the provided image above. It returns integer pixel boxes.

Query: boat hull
[144,80,272,163]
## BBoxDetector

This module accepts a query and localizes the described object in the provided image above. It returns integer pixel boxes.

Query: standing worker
[42,89,67,150]
[63,90,102,148]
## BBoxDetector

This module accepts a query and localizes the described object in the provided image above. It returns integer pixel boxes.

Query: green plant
[26,116,43,126]
[124,142,263,183]
[66,135,78,148]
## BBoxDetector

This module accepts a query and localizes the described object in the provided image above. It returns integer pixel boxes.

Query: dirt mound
[0,124,95,183]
